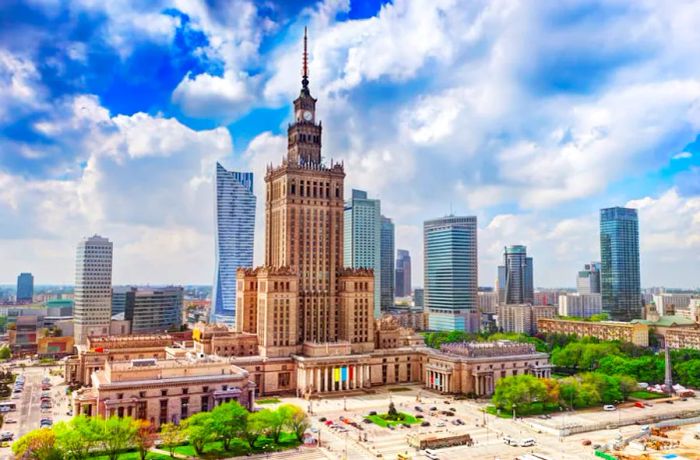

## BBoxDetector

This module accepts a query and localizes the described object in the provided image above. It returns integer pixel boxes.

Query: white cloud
[672,151,693,160]
[173,70,257,120]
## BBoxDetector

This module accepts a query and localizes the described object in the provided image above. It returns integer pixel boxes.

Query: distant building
[558,293,603,318]
[478,291,499,314]
[124,287,184,333]
[74,235,113,345]
[395,249,412,297]
[344,189,382,317]
[600,207,641,321]
[675,299,700,323]
[652,294,693,316]
[414,288,425,308]
[533,291,560,306]
[577,262,601,294]
[496,304,555,335]
[537,318,649,347]
[424,216,478,332]
[111,286,136,316]
[498,246,533,304]
[211,163,256,326]
[16,273,34,303]
[380,216,395,313]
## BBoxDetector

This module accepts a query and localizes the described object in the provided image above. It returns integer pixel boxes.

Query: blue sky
[1,0,700,288]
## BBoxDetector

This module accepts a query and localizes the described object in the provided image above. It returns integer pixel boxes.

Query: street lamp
[512,404,517,420]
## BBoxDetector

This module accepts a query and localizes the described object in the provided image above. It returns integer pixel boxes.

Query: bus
[0,402,17,412]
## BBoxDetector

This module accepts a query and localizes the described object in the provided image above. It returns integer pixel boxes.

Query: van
[424,449,440,460]
[520,438,536,447]
[504,436,518,446]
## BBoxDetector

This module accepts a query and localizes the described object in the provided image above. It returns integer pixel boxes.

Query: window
[161,390,168,397]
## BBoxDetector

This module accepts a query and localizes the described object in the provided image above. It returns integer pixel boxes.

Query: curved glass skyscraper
[211,163,256,326]
[600,207,641,321]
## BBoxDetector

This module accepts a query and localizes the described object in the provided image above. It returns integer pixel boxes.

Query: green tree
[243,412,266,449]
[12,428,61,460]
[98,416,138,460]
[279,404,309,440]
[0,345,11,360]
[254,408,286,443]
[675,360,700,387]
[589,313,609,322]
[183,412,214,455]
[492,374,547,415]
[160,423,186,458]
[54,415,101,460]
[209,401,249,450]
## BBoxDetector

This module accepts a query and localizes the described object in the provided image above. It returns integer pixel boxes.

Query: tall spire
[301,27,310,95]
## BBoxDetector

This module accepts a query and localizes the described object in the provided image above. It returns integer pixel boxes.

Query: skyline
[2,1,700,288]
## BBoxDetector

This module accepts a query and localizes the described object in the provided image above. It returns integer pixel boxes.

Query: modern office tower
[211,163,256,326]
[124,286,183,333]
[395,249,412,297]
[424,215,479,331]
[600,207,642,321]
[344,189,382,317]
[577,262,601,294]
[111,286,136,316]
[558,293,603,318]
[380,216,395,312]
[414,288,425,308]
[74,235,113,345]
[16,273,34,303]
[499,245,534,304]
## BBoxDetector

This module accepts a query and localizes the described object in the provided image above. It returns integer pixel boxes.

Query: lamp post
[512,403,517,420]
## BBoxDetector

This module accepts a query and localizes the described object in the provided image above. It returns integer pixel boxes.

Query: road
[0,364,71,459]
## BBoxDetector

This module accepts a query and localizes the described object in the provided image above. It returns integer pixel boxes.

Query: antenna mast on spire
[301,26,309,92]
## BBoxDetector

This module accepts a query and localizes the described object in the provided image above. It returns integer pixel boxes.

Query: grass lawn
[629,390,666,400]
[365,412,419,427]
[86,452,171,460]
[173,433,300,459]
[256,397,281,404]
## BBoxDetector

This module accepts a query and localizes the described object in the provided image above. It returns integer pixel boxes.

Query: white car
[603,405,616,411]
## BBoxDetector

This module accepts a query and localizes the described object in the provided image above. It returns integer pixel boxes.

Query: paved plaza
[267,384,700,460]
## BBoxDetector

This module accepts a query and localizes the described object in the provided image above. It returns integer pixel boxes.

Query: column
[359,365,364,388]
[352,365,357,389]
[323,367,328,393]
[316,368,321,393]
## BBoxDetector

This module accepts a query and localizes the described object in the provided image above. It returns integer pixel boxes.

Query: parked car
[603,405,616,411]
[634,402,645,408]
[429,407,437,411]
[436,422,445,427]
[0,432,13,442]
[3,419,16,424]
[324,420,333,426]
[581,439,592,446]
[665,400,674,404]
[415,414,424,419]
[421,421,431,427]
[318,417,327,422]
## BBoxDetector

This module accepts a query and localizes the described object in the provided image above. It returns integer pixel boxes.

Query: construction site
[604,422,700,460]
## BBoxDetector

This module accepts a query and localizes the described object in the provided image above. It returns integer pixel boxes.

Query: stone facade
[72,356,254,428]
[537,318,649,346]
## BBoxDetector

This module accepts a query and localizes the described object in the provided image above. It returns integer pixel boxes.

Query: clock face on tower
[303,110,313,121]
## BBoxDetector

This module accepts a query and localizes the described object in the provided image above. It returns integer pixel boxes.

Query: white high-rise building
[652,293,693,315]
[74,235,113,345]
[558,293,602,318]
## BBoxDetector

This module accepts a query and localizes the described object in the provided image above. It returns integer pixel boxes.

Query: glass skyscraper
[395,249,412,297]
[600,207,641,321]
[344,189,382,317]
[380,216,395,313]
[498,245,534,304]
[211,163,256,326]
[424,215,478,331]
[16,272,34,303]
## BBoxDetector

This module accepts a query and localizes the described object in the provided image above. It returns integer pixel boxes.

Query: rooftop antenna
[301,27,309,90]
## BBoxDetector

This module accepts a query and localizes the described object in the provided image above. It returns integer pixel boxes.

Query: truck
[406,433,473,450]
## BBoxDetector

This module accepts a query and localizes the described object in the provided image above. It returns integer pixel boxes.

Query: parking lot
[0,364,71,458]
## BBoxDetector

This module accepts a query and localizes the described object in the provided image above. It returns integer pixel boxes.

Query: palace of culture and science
[66,32,550,425]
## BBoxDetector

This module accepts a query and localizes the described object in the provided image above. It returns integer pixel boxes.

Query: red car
[324,420,333,426]
[634,402,645,408]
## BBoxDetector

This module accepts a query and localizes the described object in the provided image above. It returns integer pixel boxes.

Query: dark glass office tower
[600,207,641,321]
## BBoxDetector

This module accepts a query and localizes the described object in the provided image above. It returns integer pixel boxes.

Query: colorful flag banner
[341,366,348,382]
[333,368,340,382]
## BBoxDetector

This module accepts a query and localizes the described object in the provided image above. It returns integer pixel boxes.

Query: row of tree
[12,415,154,460]
[491,372,638,416]
[13,401,310,460]
[170,402,309,456]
